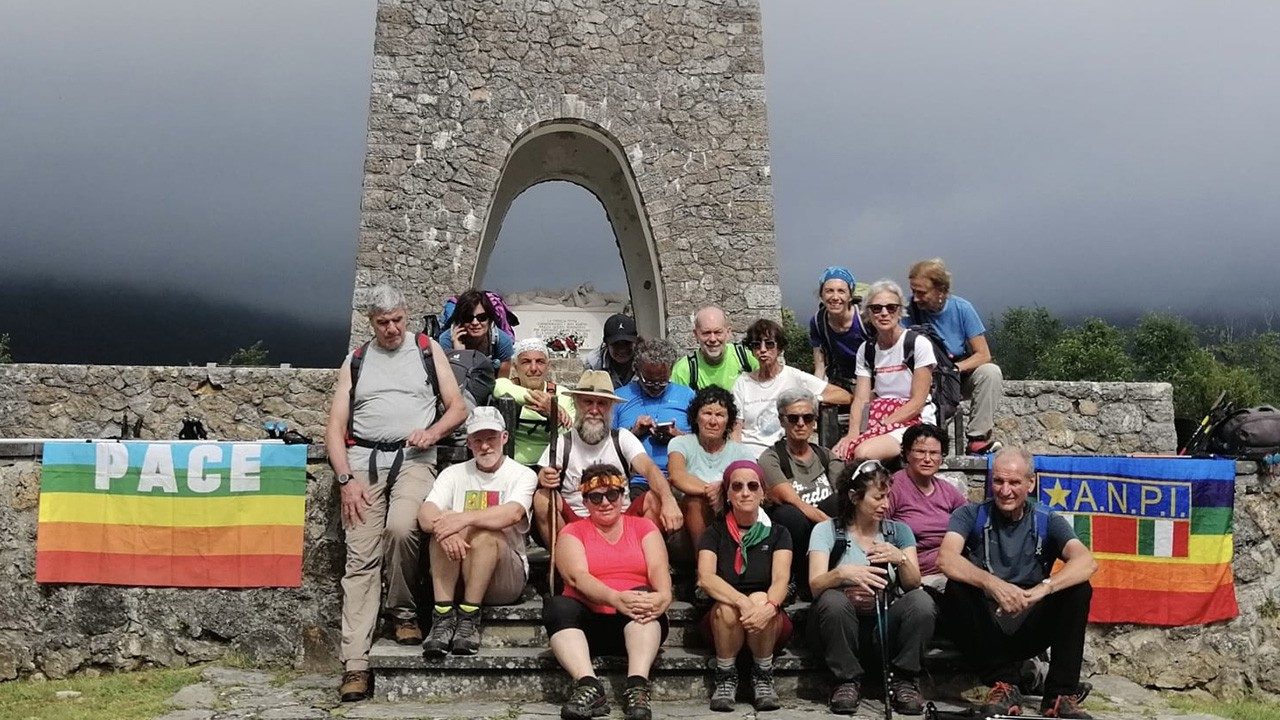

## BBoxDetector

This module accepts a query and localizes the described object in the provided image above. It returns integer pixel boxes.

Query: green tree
[1128,312,1199,382]
[0,333,10,363]
[225,341,270,366]
[1036,318,1136,382]
[780,307,815,375]
[1172,348,1263,420]
[988,306,1062,380]
[1215,331,1280,407]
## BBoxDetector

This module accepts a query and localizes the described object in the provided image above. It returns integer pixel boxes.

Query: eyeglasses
[867,303,901,315]
[783,413,817,425]
[729,480,761,493]
[909,449,943,459]
[583,487,624,505]
[461,312,490,324]
[748,339,778,350]
[638,376,669,388]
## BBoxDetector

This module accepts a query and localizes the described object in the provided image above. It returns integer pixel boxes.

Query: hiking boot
[392,617,423,645]
[421,607,457,658]
[622,676,653,720]
[977,681,1025,717]
[561,677,609,720]
[339,670,373,702]
[889,675,925,715]
[967,436,1003,455]
[1041,693,1093,718]
[829,680,861,715]
[451,607,482,655]
[750,665,780,711]
[709,667,738,711]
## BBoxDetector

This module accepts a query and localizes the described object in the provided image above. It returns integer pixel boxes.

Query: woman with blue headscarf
[809,266,867,391]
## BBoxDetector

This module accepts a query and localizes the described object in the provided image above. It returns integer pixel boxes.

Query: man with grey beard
[533,370,683,544]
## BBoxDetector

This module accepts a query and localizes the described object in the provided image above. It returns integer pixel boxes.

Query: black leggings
[542,595,670,656]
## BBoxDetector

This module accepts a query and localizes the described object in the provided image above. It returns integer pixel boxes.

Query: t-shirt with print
[670,344,760,392]
[698,520,793,594]
[810,518,916,587]
[732,366,830,457]
[536,427,647,518]
[667,435,755,485]
[563,515,659,614]
[758,444,845,507]
[424,457,539,571]
[613,381,696,476]
[907,295,986,360]
[947,501,1076,588]
[854,331,937,425]
[887,469,968,576]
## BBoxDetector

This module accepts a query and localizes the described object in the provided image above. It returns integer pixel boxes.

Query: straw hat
[565,370,622,402]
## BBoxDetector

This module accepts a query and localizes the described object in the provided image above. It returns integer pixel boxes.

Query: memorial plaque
[509,303,623,358]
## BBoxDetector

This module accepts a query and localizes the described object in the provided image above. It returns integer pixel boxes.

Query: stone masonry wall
[2,363,1270,693]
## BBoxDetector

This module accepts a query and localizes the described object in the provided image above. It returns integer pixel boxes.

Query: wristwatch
[337,473,353,485]
[1040,578,1054,594]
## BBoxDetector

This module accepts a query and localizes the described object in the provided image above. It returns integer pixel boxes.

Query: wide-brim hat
[565,370,622,402]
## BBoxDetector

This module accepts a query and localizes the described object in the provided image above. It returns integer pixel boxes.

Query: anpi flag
[36,441,306,587]
[1033,455,1237,626]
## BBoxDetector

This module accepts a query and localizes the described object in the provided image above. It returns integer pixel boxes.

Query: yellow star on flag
[1044,479,1070,509]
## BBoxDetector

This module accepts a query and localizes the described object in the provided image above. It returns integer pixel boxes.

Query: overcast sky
[2,1,1277,365]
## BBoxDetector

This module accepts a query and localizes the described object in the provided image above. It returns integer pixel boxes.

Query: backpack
[442,347,496,409]
[864,328,963,425]
[772,439,832,481]
[966,500,1052,574]
[438,291,520,336]
[685,343,753,389]
[1209,406,1280,459]
[828,519,903,599]
[813,305,866,384]
[559,428,629,475]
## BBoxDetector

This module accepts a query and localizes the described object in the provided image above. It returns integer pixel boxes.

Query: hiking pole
[873,560,893,720]
[546,403,561,595]
[1180,390,1228,455]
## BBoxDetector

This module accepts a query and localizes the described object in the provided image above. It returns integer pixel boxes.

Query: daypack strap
[970,500,1050,574]
[561,428,629,477]
[773,439,831,481]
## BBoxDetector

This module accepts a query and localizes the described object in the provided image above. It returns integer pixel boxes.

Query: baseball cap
[465,406,506,435]
[602,313,638,344]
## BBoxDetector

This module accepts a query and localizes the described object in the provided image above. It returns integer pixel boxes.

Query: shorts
[698,604,794,655]
[482,541,529,605]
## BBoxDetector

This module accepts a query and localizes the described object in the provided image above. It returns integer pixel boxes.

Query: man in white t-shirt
[533,370,683,542]
[418,406,537,658]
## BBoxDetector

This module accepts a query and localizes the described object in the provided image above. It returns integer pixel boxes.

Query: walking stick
[873,561,894,720]
[546,394,561,595]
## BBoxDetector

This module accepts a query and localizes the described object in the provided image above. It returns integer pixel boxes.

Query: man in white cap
[533,370,683,543]
[418,406,538,658]
[493,337,575,466]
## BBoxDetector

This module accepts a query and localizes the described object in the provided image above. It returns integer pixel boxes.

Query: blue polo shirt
[907,295,986,359]
[613,381,696,478]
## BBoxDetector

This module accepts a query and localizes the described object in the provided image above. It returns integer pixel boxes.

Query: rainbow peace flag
[36,441,307,587]
[1033,455,1237,626]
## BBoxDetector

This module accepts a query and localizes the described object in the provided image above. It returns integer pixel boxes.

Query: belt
[351,436,406,486]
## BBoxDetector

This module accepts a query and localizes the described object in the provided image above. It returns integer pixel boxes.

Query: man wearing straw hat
[533,370,684,544]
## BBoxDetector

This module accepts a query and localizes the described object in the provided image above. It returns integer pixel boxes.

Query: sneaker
[339,670,373,702]
[1041,693,1093,718]
[967,436,1003,455]
[421,607,457,658]
[451,607,482,655]
[709,667,738,711]
[829,680,861,715]
[750,665,780,711]
[889,675,925,715]
[392,617,423,645]
[561,677,609,720]
[977,681,1025,717]
[622,677,653,720]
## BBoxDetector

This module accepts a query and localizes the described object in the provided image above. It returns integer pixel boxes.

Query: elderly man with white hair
[493,337,574,466]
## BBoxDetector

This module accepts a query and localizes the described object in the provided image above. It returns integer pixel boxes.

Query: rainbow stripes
[36,441,307,588]
[1035,455,1238,626]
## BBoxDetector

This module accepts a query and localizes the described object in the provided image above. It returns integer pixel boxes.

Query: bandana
[820,266,856,292]
[726,514,770,576]
[513,337,549,357]
[579,471,627,495]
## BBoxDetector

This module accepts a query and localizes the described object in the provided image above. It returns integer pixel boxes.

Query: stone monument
[352,0,781,344]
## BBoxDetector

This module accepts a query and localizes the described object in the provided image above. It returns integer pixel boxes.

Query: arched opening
[473,120,665,339]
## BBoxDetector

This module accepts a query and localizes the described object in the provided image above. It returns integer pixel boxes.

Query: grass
[1168,694,1280,720]
[0,666,200,720]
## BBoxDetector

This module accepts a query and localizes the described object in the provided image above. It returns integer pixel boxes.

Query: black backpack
[442,347,496,410]
[684,343,753,389]
[1209,406,1280,459]
[863,327,963,425]
[772,439,832,481]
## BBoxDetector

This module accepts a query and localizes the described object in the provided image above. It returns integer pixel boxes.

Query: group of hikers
[324,257,1099,719]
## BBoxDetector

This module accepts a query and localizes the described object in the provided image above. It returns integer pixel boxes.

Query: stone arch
[474,120,665,339]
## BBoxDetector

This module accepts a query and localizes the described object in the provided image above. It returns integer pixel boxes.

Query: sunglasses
[460,312,490,324]
[638,376,669,388]
[729,480,761,493]
[748,339,778,350]
[855,459,885,476]
[583,487,624,505]
[784,413,817,425]
[867,303,902,315]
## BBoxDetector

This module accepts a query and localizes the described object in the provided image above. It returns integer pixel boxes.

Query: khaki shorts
[484,541,528,605]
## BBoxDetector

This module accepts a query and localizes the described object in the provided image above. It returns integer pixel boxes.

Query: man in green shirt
[670,305,759,391]
[492,338,574,465]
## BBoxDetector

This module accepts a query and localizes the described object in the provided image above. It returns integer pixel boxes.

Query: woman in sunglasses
[732,319,851,459]
[438,287,515,379]
[696,460,792,712]
[668,386,755,549]
[833,279,936,462]
[542,463,672,720]
[807,461,932,715]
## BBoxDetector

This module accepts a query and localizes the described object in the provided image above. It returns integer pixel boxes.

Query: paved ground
[155,666,1229,720]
